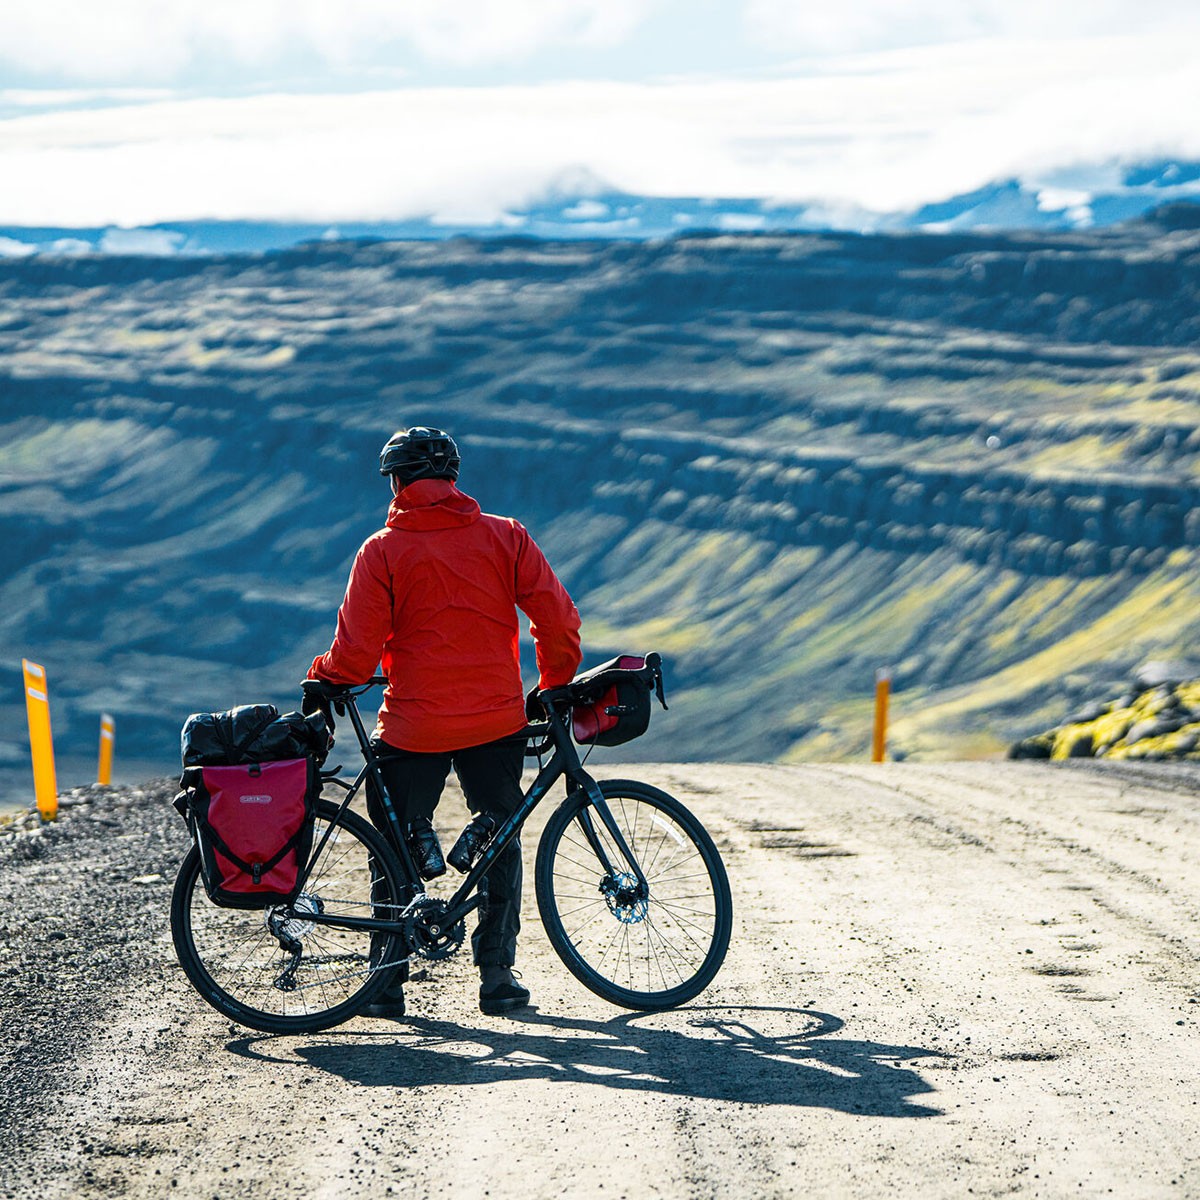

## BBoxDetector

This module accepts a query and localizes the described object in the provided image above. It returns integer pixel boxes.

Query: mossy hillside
[1010,676,1200,762]
[559,505,1200,760]
[888,557,1200,759]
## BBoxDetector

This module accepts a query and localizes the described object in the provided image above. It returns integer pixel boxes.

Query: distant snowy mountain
[908,160,1200,232]
[2,158,1199,257]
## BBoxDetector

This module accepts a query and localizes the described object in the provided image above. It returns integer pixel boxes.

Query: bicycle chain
[270,892,435,993]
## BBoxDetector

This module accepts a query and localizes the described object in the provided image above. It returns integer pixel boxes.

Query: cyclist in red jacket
[307,427,581,1018]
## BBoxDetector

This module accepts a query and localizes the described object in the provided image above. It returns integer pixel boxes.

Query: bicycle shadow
[228,1006,948,1118]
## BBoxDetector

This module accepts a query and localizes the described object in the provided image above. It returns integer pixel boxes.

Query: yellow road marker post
[872,668,891,763]
[98,713,115,786]
[22,659,58,821]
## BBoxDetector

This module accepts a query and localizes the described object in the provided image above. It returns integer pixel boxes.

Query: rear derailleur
[267,894,324,991]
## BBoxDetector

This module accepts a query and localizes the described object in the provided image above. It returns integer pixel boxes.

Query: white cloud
[0,34,1196,226]
[0,88,172,108]
[744,0,1200,55]
[0,0,655,81]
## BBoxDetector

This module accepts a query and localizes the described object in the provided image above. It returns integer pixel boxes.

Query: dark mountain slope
[1,223,1198,785]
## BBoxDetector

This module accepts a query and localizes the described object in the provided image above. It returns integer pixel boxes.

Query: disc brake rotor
[601,871,648,924]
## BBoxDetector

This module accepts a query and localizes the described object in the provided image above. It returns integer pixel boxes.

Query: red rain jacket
[309,478,581,753]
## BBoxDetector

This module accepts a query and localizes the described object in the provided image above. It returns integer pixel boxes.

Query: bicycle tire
[535,779,732,1011]
[171,798,407,1034]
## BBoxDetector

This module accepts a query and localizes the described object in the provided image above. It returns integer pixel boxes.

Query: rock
[1125,718,1165,744]
[1118,715,1185,744]
[1134,660,1199,689]
[1010,676,1200,762]
[1008,734,1053,760]
[1063,700,1111,725]
[1166,730,1199,754]
[1066,732,1095,758]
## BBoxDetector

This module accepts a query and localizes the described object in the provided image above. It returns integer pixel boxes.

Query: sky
[0,0,1198,227]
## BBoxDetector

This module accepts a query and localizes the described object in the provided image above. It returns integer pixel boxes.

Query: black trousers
[366,734,525,968]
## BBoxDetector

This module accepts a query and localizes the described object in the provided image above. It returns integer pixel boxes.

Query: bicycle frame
[290,678,648,939]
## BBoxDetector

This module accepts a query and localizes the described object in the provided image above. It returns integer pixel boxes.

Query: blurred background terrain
[2,203,1198,802]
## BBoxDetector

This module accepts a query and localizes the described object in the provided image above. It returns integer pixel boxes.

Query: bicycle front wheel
[171,799,406,1034]
[535,779,732,1011]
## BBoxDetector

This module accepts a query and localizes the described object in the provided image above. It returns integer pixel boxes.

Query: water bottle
[447,812,498,873]
[405,816,446,880]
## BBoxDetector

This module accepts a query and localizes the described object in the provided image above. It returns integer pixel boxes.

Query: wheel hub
[600,871,648,924]
[267,892,323,941]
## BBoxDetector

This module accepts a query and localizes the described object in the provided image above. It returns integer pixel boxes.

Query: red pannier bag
[179,758,317,909]
[569,652,668,747]
[174,704,329,908]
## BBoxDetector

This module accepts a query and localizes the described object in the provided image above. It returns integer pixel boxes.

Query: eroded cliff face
[1,222,1198,770]
[577,431,1200,573]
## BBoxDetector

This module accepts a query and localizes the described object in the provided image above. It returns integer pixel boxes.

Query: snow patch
[717,213,767,231]
[0,236,35,258]
[1036,187,1092,213]
[48,237,93,255]
[99,227,185,256]
[562,199,610,220]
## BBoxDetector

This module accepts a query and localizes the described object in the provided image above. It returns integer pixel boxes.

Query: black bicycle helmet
[379,427,461,485]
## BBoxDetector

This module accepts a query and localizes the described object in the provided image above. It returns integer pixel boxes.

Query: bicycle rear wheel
[171,799,406,1034]
[535,779,732,1011]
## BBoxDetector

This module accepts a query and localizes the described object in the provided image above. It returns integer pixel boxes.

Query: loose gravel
[3,762,1199,1199]
[0,781,183,1195]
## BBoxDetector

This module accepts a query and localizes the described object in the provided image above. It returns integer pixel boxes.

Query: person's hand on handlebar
[524,684,546,722]
[301,678,344,741]
[526,683,572,722]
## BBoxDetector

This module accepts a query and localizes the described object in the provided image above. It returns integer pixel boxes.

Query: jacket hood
[386,478,481,531]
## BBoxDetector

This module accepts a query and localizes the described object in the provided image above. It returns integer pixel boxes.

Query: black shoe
[407,818,446,880]
[447,812,498,873]
[360,984,406,1019]
[479,967,531,1015]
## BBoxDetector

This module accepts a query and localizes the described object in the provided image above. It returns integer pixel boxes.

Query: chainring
[402,897,465,961]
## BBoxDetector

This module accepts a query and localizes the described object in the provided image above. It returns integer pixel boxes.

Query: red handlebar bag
[570,653,667,748]
[180,758,317,909]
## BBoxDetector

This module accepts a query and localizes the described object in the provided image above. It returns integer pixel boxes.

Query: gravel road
[2,761,1198,1199]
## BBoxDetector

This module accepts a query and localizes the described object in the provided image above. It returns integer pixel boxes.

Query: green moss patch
[1010,675,1200,761]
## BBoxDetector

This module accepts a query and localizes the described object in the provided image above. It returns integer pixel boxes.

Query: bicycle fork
[570,775,649,900]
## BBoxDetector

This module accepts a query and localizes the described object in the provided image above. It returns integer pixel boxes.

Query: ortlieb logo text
[240,794,273,805]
